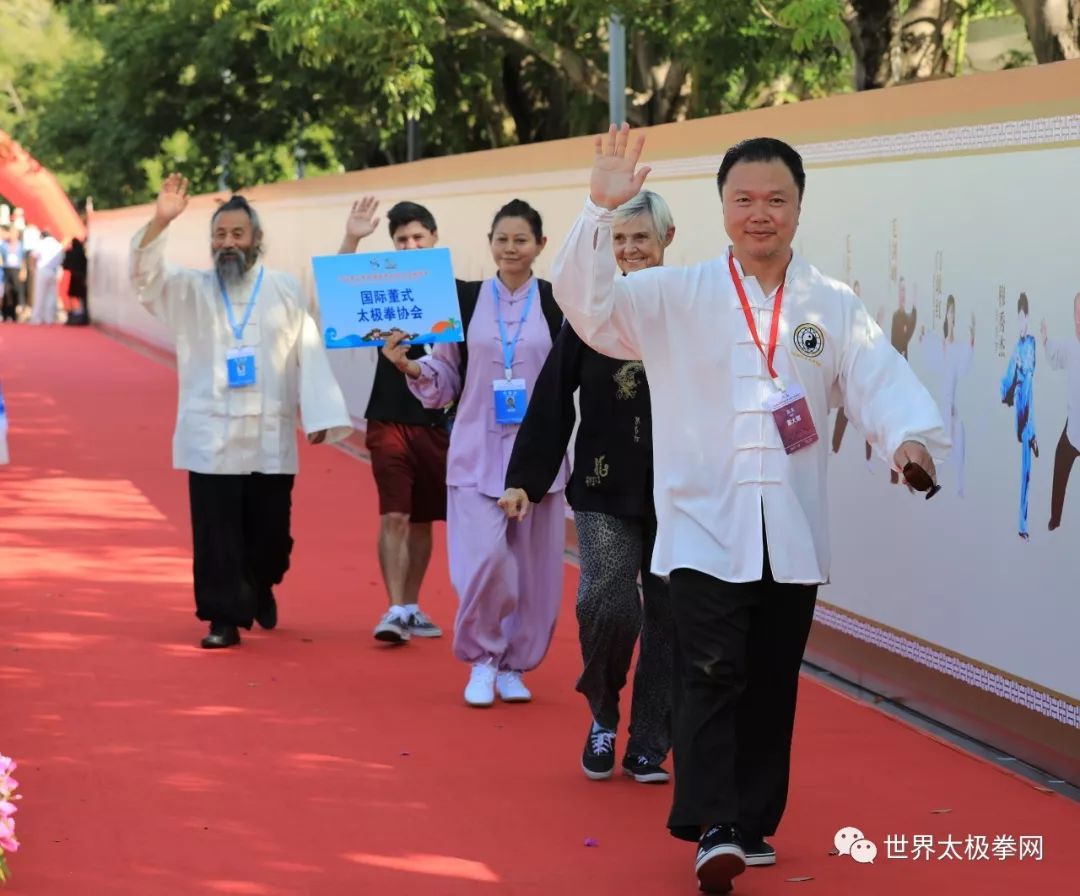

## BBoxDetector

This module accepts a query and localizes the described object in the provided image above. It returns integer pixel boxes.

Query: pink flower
[0,757,15,775]
[0,816,16,853]
[0,801,16,818]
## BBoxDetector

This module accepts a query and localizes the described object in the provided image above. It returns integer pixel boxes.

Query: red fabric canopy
[0,130,86,245]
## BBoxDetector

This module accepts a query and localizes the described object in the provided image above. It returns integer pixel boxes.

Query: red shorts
[365,420,449,523]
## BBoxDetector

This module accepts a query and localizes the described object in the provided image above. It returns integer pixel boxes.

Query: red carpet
[0,325,1077,895]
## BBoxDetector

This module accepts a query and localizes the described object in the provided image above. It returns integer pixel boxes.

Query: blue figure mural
[1000,292,1039,540]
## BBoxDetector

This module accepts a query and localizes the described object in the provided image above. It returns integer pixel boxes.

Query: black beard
[213,248,250,284]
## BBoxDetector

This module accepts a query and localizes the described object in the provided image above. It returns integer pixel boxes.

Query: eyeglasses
[903,462,941,500]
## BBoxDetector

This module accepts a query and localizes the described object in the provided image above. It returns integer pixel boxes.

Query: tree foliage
[1,0,1052,210]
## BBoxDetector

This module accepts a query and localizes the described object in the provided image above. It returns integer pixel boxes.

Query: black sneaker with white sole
[405,608,443,638]
[743,836,776,866]
[373,610,410,644]
[581,725,616,780]
[621,753,671,784]
[695,824,746,894]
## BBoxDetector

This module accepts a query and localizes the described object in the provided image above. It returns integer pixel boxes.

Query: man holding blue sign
[335,198,450,646]
[131,174,353,649]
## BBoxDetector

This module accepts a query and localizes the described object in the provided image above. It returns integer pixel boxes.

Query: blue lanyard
[218,267,264,343]
[492,278,536,380]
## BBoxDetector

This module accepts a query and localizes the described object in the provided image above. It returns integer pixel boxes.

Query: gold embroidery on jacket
[585,455,610,487]
[613,362,645,400]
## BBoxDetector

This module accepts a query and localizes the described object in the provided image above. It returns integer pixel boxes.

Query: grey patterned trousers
[574,510,673,763]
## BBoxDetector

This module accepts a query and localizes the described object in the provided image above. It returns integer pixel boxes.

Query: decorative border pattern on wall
[646,114,1080,179]
[814,605,1080,728]
[247,115,1080,212]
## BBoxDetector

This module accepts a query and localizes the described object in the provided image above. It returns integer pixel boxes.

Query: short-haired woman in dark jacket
[500,190,676,784]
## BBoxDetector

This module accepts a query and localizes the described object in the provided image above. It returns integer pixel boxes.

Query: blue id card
[226,347,257,388]
[493,378,527,424]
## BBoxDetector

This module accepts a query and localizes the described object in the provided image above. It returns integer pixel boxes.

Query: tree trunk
[843,0,960,89]
[901,0,958,80]
[501,54,534,143]
[1011,0,1080,61]
[843,0,904,88]
[628,32,691,124]
[464,0,645,125]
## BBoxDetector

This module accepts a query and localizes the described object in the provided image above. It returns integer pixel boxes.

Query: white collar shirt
[551,197,949,584]
[130,225,353,474]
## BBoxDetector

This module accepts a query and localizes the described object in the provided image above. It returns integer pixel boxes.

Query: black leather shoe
[255,592,278,630]
[200,623,241,649]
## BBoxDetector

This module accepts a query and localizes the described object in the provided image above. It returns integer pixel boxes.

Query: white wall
[86,71,1080,726]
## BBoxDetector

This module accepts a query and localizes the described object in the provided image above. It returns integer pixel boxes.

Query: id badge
[493,378,527,424]
[764,384,818,455]
[226,347,257,388]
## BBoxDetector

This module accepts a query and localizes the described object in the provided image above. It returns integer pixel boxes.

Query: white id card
[226,347,257,388]
[763,384,818,455]
[493,378,527,424]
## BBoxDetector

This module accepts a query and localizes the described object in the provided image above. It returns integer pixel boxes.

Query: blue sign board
[312,247,463,348]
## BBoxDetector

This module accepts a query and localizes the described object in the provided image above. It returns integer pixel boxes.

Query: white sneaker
[464,661,496,707]
[373,609,410,644]
[496,670,532,703]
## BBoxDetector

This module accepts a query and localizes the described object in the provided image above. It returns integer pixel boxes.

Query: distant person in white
[28,230,64,324]
[550,125,948,895]
[920,294,974,496]
[131,174,353,649]
[1041,293,1080,531]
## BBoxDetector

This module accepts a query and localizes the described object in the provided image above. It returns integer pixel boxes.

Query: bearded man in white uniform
[131,175,353,649]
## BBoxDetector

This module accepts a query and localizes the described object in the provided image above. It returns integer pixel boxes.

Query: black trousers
[667,546,817,842]
[1,268,21,321]
[188,472,295,628]
[574,510,673,763]
[1049,422,1078,529]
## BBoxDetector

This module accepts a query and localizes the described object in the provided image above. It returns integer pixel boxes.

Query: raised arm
[551,124,656,360]
[130,173,196,323]
[1041,319,1068,370]
[139,173,189,248]
[338,196,380,255]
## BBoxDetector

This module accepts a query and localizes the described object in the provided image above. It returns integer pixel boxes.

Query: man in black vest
[338,198,450,644]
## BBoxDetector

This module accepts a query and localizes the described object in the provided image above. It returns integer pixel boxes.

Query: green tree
[28,0,1033,209]
[0,0,90,198]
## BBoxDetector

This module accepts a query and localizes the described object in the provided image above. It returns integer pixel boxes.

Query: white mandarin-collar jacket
[130,225,352,475]
[552,198,949,585]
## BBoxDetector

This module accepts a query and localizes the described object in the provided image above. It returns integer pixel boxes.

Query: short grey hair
[612,190,674,240]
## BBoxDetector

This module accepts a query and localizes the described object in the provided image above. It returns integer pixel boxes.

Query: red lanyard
[727,250,785,388]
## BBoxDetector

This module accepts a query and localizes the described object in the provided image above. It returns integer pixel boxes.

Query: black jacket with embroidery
[505,321,655,519]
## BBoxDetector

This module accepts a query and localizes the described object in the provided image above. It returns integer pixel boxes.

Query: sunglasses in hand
[903,462,941,500]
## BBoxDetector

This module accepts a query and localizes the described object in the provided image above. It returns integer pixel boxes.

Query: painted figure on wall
[1040,292,1080,532]
[921,295,975,496]
[888,277,919,484]
[830,279,879,472]
[1000,292,1038,540]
